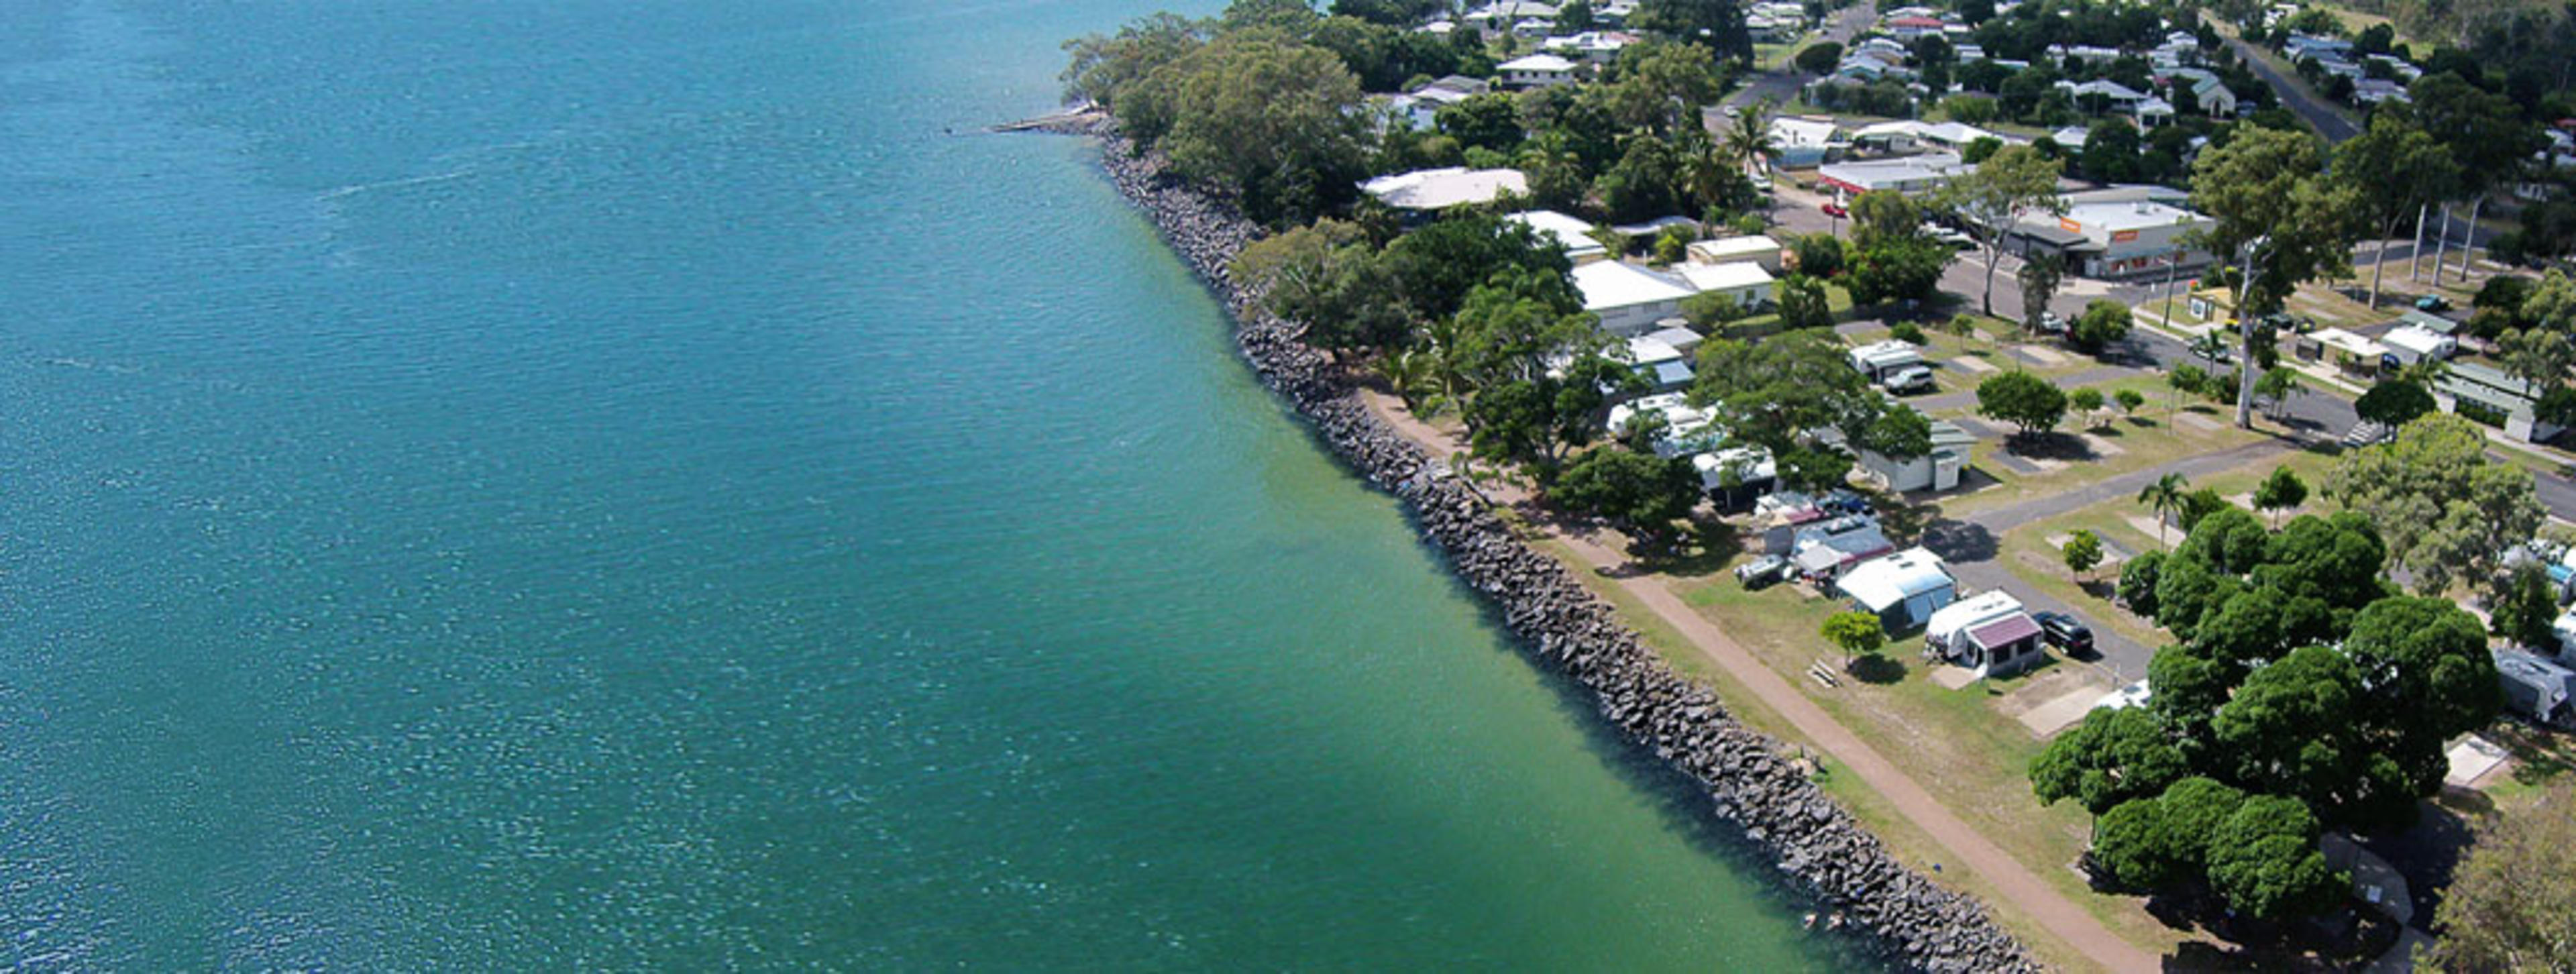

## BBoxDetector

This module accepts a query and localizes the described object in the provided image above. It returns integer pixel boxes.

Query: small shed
[2296,328,2387,380]
[2438,361,2567,443]
[1834,547,1955,631]
[1866,419,1974,494]
[2495,649,2576,728]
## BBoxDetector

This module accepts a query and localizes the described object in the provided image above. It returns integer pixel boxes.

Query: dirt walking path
[1356,389,2161,973]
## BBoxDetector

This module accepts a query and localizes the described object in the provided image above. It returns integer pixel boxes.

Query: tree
[1790,233,1843,278]
[2410,72,2547,286]
[2070,387,2106,428]
[2353,378,2435,429]
[2138,472,2189,547]
[1601,40,1721,135]
[1556,0,1595,32]
[2016,252,2063,335]
[2068,299,2131,354]
[1163,37,1375,224]
[1794,41,1843,75]
[2331,113,2457,308]
[1689,330,1882,451]
[1436,93,1527,152]
[1234,221,1414,356]
[2079,119,2143,184]
[1976,370,2068,439]
[1858,403,1934,461]
[1553,445,1703,541]
[1636,0,1751,61]
[1774,273,1832,329]
[1845,235,1953,307]
[2253,366,2300,423]
[2031,706,2189,816]
[1597,134,1687,221]
[1821,610,1886,669]
[2205,794,2346,921]
[1936,144,2067,317]
[2251,466,2307,527]
[1848,190,1919,248]
[1721,98,1780,180]
[2495,325,2576,391]
[2428,783,2576,972]
[2342,596,2501,753]
[2114,387,2145,418]
[2329,413,2544,594]
[2489,562,2559,649]
[2188,125,2363,428]
[2063,529,2104,580]
[2117,549,2164,615]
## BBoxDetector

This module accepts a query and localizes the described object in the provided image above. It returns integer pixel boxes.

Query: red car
[1821,201,1848,217]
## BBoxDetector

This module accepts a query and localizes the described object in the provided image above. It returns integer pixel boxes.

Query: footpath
[1361,390,2163,974]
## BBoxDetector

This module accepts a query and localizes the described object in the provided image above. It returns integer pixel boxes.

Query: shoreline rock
[1046,111,2041,973]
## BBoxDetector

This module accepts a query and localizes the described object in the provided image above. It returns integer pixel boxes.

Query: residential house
[1686,233,1785,272]
[1768,116,1845,169]
[1674,261,1778,311]
[1817,152,1973,198]
[2057,78,2151,116]
[2043,43,2121,66]
[1361,166,1529,211]
[1463,0,1559,33]
[1545,31,1638,65]
[1498,53,1579,88]
[1835,547,1957,630]
[1387,75,1491,130]
[2352,78,2410,106]
[1574,260,1698,335]
[1886,14,1949,38]
[1505,209,1609,263]
[1923,590,2049,677]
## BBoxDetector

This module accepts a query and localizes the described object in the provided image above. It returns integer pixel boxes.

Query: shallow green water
[0,0,1872,967]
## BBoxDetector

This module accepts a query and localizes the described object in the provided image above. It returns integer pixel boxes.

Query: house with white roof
[2379,324,2456,367]
[1545,31,1638,65]
[1362,167,1528,211]
[1817,153,1974,198]
[1574,261,1698,335]
[1835,548,1956,631]
[1387,75,1491,130]
[2057,78,2151,115]
[1674,261,1777,311]
[1464,0,1559,32]
[2044,43,2122,66]
[1505,209,1609,263]
[2353,78,2410,105]
[1686,234,1784,272]
[1768,116,1845,168]
[1499,52,1579,88]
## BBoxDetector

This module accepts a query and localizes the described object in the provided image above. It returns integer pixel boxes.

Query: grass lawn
[1670,567,2196,963]
[1911,386,2272,521]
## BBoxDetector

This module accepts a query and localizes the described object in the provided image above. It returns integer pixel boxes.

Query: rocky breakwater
[1034,109,2041,973]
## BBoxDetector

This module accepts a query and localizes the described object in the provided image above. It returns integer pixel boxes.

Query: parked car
[1881,365,1936,394]
[1819,488,1872,517]
[2032,610,2095,655]
[1735,554,1791,589]
[2415,294,2450,313]
[2094,678,2151,712]
[2036,311,2067,334]
[1821,201,1848,218]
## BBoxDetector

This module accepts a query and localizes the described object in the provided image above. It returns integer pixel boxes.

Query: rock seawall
[1049,113,2041,973]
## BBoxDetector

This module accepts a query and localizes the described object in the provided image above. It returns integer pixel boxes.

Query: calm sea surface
[0,0,1871,967]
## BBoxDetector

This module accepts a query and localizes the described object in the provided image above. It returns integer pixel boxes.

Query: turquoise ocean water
[0,0,1871,967]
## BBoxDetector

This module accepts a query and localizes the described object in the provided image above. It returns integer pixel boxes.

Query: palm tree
[1377,346,1444,415]
[1676,127,1733,217]
[1723,99,1780,182]
[2137,472,2189,548]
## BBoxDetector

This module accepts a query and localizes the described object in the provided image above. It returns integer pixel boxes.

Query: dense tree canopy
[2328,413,2544,595]
[2428,783,2576,971]
[1975,370,2069,436]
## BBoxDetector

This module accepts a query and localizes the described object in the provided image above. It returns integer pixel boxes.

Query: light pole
[2235,235,2269,431]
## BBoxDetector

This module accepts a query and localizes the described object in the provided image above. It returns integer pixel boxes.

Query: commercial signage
[2059,217,2082,233]
[2111,229,2139,243]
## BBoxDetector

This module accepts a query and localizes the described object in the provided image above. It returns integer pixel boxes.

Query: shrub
[1890,322,1928,345]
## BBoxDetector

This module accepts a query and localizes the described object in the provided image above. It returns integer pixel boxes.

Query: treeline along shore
[1024,109,2040,974]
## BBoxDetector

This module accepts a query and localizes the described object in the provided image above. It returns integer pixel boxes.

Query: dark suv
[2032,610,2094,655]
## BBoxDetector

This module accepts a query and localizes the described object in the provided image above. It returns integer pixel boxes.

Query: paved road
[2208,19,2359,142]
[1716,0,1877,115]
[1919,440,2297,682]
